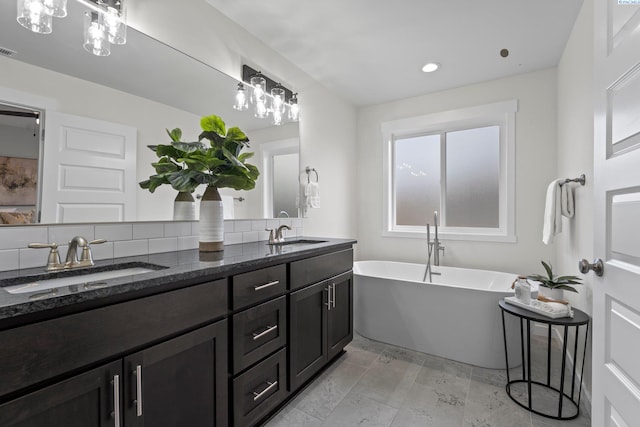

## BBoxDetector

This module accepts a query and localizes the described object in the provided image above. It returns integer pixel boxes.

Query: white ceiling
[205,0,584,106]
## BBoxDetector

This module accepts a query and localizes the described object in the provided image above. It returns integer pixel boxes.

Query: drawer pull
[133,365,143,417]
[252,380,278,401]
[111,374,121,427]
[252,324,278,340]
[254,280,280,291]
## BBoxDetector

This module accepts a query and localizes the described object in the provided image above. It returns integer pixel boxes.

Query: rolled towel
[542,179,564,245]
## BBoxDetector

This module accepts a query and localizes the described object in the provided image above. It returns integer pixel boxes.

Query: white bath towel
[304,182,320,208]
[542,179,564,245]
[560,183,574,218]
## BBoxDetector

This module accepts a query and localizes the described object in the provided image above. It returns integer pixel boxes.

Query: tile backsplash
[0,218,303,272]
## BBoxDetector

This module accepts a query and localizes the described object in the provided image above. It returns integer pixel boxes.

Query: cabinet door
[288,281,328,392]
[327,271,353,361]
[0,360,122,427]
[123,320,228,427]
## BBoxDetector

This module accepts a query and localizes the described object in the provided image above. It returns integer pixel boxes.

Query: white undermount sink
[3,266,159,295]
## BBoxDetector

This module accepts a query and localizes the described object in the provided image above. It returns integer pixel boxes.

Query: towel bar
[560,174,585,186]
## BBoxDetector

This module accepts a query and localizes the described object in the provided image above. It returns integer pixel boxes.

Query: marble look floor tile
[292,359,367,420]
[264,406,322,427]
[415,353,473,389]
[462,379,533,427]
[321,392,398,427]
[341,344,383,368]
[390,379,467,427]
[351,349,422,408]
[350,332,390,354]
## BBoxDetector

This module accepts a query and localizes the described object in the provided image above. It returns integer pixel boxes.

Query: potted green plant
[139,114,259,251]
[527,260,582,300]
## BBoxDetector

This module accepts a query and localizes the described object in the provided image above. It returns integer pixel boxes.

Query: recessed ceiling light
[422,62,440,73]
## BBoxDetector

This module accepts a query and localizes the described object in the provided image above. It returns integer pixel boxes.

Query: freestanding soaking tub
[354,260,521,369]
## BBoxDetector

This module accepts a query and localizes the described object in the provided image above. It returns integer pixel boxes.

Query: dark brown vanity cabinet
[123,321,228,427]
[289,271,353,392]
[0,360,122,427]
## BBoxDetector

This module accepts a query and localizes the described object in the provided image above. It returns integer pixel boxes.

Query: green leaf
[221,147,248,170]
[226,126,249,143]
[152,160,180,174]
[199,130,225,146]
[200,115,226,135]
[541,261,553,280]
[238,152,255,162]
[555,285,579,293]
[166,128,182,142]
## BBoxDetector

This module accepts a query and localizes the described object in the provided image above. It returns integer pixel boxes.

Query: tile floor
[265,334,591,427]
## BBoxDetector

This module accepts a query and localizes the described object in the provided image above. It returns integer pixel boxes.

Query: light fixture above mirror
[16,0,127,57]
[237,65,300,125]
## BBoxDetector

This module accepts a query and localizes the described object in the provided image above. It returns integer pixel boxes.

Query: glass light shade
[17,0,53,34]
[104,2,127,45]
[250,74,267,104]
[272,108,283,126]
[271,85,285,115]
[83,11,110,57]
[43,0,67,18]
[288,93,300,121]
[254,99,268,119]
[233,83,248,111]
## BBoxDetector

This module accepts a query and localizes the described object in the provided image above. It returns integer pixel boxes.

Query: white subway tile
[178,236,199,250]
[95,224,133,242]
[113,240,149,258]
[266,219,280,229]
[291,218,303,228]
[0,250,19,272]
[132,223,164,239]
[149,237,178,254]
[251,220,266,231]
[0,227,48,250]
[234,220,252,232]
[19,247,50,270]
[191,221,200,236]
[48,225,95,246]
[258,230,271,241]
[164,222,191,237]
[242,231,259,243]
[278,219,293,228]
[224,232,243,245]
[91,241,114,260]
[224,221,234,233]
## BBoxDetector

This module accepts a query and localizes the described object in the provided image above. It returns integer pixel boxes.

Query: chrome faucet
[265,225,292,244]
[423,223,441,282]
[431,211,445,266]
[29,236,106,271]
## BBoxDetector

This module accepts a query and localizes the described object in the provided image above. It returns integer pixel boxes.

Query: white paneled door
[41,112,137,223]
[593,1,640,425]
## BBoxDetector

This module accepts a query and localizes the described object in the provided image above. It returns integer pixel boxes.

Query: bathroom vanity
[0,238,355,427]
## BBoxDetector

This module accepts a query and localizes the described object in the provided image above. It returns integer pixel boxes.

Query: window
[382,100,517,242]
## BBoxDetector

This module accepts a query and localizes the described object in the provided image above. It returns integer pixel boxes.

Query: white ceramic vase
[199,186,224,252]
[538,286,563,301]
[173,191,196,220]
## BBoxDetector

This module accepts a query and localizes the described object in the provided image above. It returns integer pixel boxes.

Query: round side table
[498,299,590,420]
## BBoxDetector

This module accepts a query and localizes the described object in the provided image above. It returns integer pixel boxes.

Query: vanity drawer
[0,279,228,398]
[232,264,287,310]
[233,348,287,427]
[232,296,286,374]
[290,249,353,290]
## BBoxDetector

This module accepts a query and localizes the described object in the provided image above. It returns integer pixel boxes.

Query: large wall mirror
[0,1,300,225]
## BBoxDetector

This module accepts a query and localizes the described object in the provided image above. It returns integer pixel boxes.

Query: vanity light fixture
[422,62,440,73]
[16,0,128,57]
[233,83,249,111]
[238,64,300,123]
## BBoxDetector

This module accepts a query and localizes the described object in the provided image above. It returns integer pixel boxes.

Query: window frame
[381,100,517,242]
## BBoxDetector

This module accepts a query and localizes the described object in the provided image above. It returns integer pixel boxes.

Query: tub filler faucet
[423,213,444,282]
[431,211,445,266]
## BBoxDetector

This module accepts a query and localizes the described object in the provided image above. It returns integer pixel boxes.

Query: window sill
[382,229,517,243]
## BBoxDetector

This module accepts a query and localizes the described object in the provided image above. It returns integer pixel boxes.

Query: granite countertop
[0,237,355,324]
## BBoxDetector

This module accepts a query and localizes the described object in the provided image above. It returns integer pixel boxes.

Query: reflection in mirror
[0,0,300,224]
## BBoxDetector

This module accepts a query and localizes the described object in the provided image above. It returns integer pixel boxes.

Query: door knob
[578,258,604,276]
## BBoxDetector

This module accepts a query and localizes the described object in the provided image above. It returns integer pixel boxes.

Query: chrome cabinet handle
[325,286,331,310]
[111,374,121,427]
[133,365,143,417]
[252,380,278,401]
[332,283,336,308]
[252,325,278,340]
[254,280,280,291]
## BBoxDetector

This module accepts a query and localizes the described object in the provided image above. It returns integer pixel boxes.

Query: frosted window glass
[445,126,500,227]
[273,152,299,217]
[394,134,440,226]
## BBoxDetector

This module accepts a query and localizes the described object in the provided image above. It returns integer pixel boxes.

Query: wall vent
[0,47,16,57]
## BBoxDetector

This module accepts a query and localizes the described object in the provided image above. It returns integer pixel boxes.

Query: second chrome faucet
[266,225,292,244]
[29,236,107,271]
